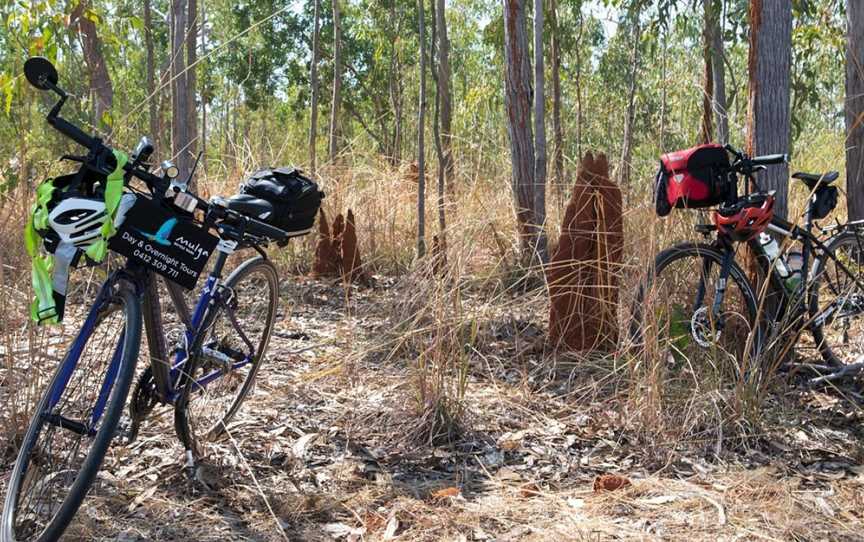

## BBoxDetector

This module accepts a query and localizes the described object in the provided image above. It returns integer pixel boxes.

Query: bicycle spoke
[178,259,278,459]
[6,287,139,542]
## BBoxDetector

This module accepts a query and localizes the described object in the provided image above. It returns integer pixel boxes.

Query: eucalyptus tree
[170,0,193,178]
[847,0,864,220]
[417,0,428,258]
[704,0,727,143]
[329,0,342,164]
[503,0,544,264]
[310,0,322,174]
[746,0,792,218]
[70,1,113,129]
[532,0,548,262]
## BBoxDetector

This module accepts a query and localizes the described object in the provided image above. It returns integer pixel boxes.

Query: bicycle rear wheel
[630,243,761,428]
[1,281,141,542]
[810,230,864,367]
[174,257,279,457]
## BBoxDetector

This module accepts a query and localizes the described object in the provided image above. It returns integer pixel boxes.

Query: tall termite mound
[341,209,368,283]
[547,152,623,352]
[311,209,367,283]
[312,209,340,277]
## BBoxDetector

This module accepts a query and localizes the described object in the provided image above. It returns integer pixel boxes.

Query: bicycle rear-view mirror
[24,57,59,92]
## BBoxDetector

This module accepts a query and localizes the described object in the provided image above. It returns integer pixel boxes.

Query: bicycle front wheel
[1,281,141,542]
[630,243,761,423]
[810,230,864,367]
[175,256,279,456]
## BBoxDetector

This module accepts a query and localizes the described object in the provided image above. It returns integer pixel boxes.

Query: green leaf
[129,16,143,31]
[5,80,14,116]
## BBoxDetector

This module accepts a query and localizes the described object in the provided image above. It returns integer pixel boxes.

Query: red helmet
[713,192,775,241]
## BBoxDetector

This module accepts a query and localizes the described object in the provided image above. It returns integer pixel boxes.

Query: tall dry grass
[0,129,852,462]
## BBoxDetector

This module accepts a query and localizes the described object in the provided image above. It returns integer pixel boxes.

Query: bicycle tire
[809,229,864,367]
[174,256,279,457]
[630,243,762,416]
[1,282,141,542]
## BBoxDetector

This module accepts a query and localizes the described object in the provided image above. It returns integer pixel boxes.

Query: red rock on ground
[340,209,368,283]
[547,152,623,352]
[312,209,340,278]
[593,473,631,492]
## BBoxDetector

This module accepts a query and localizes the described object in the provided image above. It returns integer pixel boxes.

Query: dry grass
[2,140,864,540]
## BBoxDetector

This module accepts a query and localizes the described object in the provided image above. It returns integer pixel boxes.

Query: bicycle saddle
[212,194,274,220]
[792,171,839,189]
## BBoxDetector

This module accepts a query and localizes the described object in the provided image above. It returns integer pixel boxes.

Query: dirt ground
[3,276,864,542]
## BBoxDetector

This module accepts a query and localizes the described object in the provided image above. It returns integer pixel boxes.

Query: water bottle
[758,233,790,278]
[784,251,803,291]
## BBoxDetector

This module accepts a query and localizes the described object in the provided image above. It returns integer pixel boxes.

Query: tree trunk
[389,1,403,167]
[171,0,192,178]
[435,0,454,193]
[430,0,447,239]
[701,0,715,143]
[503,0,539,263]
[187,0,198,167]
[574,8,584,159]
[659,31,667,150]
[144,0,158,150]
[707,0,729,143]
[310,0,322,174]
[549,0,564,193]
[200,0,207,175]
[532,0,548,262]
[328,0,342,165]
[70,2,113,129]
[618,14,641,191]
[847,0,864,221]
[417,0,428,258]
[747,0,792,219]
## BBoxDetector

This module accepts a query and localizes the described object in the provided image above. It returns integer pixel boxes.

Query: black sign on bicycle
[109,197,218,289]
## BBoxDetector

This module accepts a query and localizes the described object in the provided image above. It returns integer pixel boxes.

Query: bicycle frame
[758,214,864,317]
[144,237,254,405]
[44,235,251,435]
[698,210,864,333]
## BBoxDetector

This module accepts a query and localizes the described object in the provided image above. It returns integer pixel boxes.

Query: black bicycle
[633,144,864,412]
[2,58,299,542]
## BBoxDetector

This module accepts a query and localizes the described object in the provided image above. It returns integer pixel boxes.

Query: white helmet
[47,194,135,248]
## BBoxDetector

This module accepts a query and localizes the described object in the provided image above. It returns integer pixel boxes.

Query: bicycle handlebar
[43,94,290,245]
[750,153,788,166]
[48,113,96,149]
[724,143,789,171]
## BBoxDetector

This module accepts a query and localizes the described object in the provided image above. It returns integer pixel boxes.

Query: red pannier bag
[654,143,733,217]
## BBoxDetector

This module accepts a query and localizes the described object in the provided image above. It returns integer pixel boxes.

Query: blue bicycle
[2,59,295,542]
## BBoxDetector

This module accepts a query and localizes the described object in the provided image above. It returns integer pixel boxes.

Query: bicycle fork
[692,248,734,340]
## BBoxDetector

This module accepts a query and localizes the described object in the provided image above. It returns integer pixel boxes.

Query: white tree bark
[310,0,322,174]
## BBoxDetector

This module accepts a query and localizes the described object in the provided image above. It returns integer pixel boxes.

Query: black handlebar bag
[240,167,324,236]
